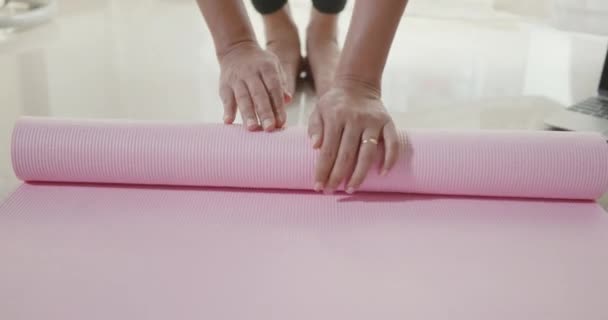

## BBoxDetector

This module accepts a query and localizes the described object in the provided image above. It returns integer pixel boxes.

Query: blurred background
[1,0,608,200]
[1,0,607,119]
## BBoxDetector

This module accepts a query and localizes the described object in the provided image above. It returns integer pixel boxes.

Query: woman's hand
[308,82,400,194]
[218,41,290,131]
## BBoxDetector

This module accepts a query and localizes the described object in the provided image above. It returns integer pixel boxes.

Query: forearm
[335,0,408,94]
[195,0,258,59]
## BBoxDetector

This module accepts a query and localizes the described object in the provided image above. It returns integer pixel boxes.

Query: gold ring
[362,138,378,145]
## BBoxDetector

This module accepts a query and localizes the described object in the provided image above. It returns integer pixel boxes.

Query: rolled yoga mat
[2,117,608,320]
[9,117,608,199]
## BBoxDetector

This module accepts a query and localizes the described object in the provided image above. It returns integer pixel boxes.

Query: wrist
[333,75,382,99]
[216,38,259,61]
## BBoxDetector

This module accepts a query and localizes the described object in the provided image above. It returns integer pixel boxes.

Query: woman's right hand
[218,41,290,131]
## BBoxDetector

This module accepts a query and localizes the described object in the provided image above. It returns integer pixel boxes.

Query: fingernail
[310,134,320,147]
[246,119,257,129]
[223,114,231,123]
[381,169,388,176]
[346,187,356,194]
[262,119,274,130]
[314,182,323,192]
[284,92,292,103]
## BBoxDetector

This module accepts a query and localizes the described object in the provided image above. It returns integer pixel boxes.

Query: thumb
[307,109,324,149]
[276,62,291,101]
[284,92,292,104]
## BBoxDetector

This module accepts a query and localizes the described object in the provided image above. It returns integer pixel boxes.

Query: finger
[260,68,286,128]
[278,65,293,105]
[307,109,323,149]
[381,121,400,175]
[314,121,342,192]
[284,92,292,105]
[247,75,276,132]
[346,128,382,194]
[219,85,237,124]
[277,62,290,100]
[325,124,362,193]
[233,81,259,131]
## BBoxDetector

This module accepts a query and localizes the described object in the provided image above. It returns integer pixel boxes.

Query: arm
[335,0,408,92]
[195,0,257,58]
[195,0,288,130]
[308,0,408,194]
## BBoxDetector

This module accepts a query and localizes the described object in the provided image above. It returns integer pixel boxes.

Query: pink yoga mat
[1,117,608,319]
[9,117,608,199]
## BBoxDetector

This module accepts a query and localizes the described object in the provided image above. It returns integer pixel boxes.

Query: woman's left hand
[308,82,400,194]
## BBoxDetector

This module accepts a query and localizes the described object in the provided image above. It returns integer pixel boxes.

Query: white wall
[408,0,608,34]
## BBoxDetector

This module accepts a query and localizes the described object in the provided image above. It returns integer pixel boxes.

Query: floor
[1,0,607,203]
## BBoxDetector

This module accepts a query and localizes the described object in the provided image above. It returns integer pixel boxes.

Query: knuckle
[253,94,270,110]
[367,114,382,124]
[380,115,392,125]
[362,150,375,162]
[260,61,276,73]
[219,71,231,82]
[254,100,271,111]
[326,111,341,123]
[338,150,355,163]
[267,79,282,92]
[388,140,400,151]
[353,113,367,124]
[334,107,348,118]
[266,51,279,60]
[235,91,250,101]
[320,147,336,160]
[245,64,259,73]
[308,122,321,133]
[308,124,320,134]
[309,109,320,121]
[222,100,233,109]
[365,114,382,125]
[219,84,230,95]
[272,94,284,107]
[252,92,269,103]
[219,92,232,104]
[240,103,253,111]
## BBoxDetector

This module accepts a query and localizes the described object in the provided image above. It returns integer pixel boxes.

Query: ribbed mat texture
[2,117,608,320]
[10,117,608,199]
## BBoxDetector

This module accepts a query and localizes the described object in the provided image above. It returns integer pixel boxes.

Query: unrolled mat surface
[1,117,608,319]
